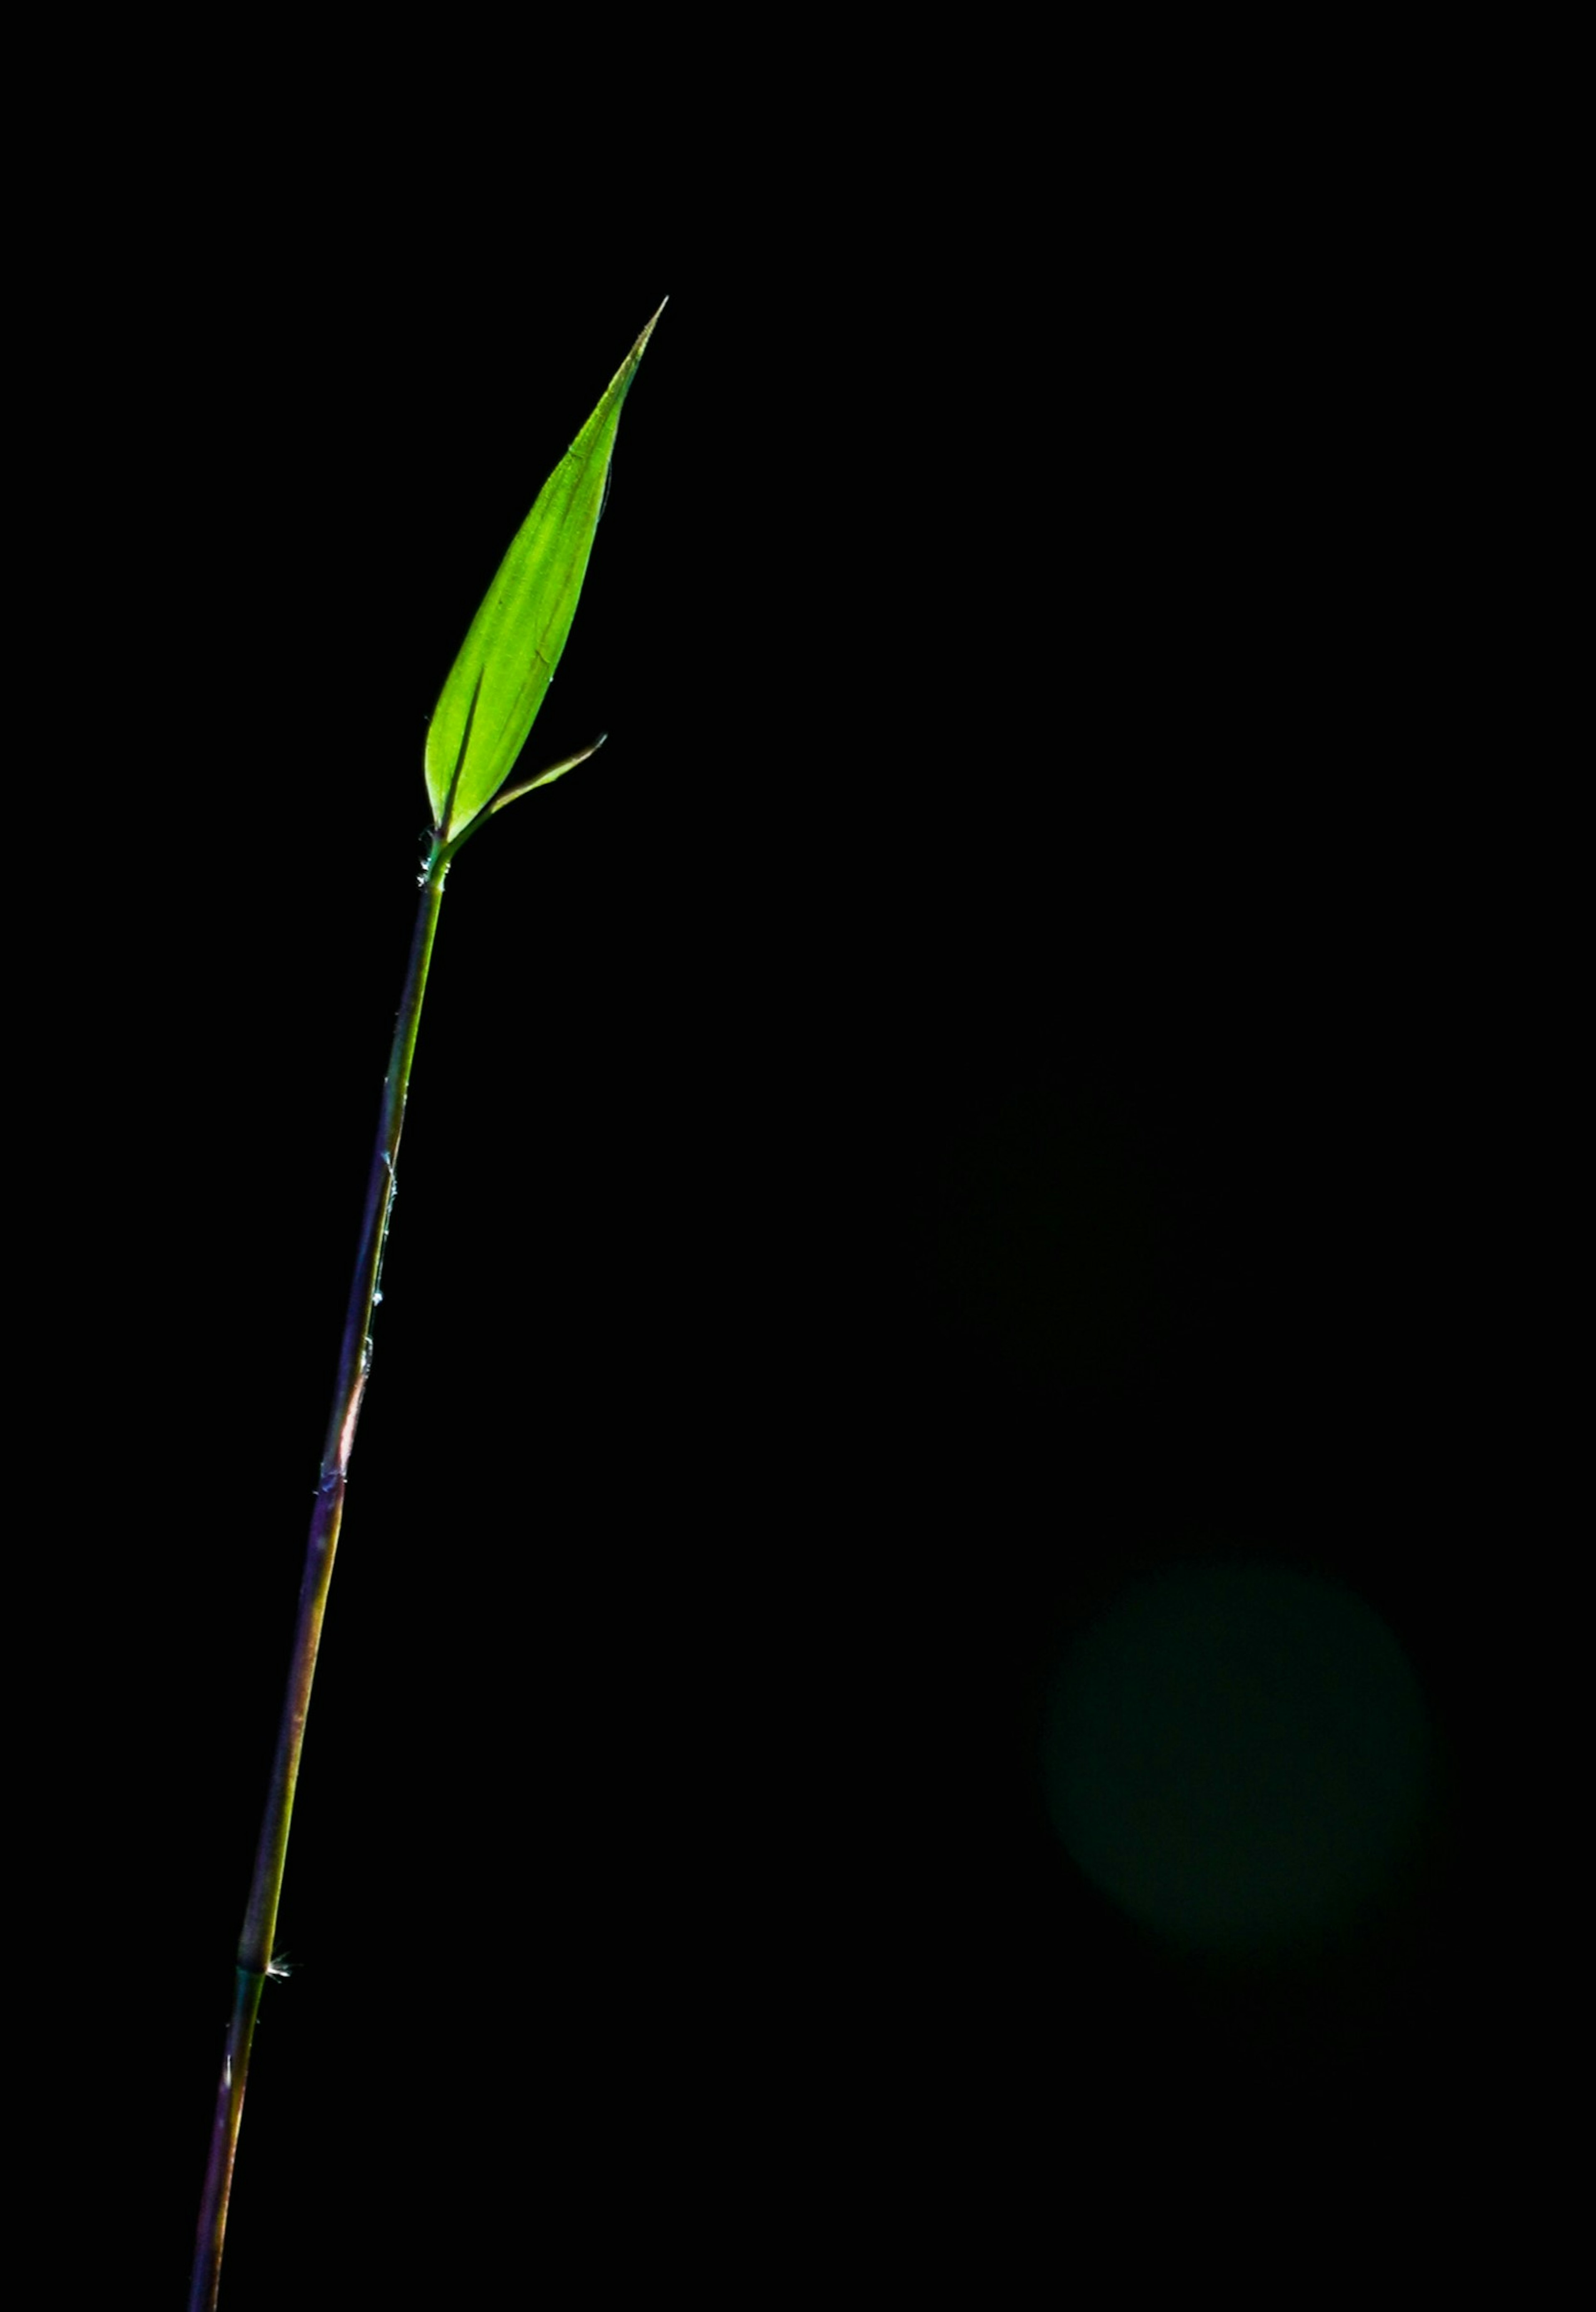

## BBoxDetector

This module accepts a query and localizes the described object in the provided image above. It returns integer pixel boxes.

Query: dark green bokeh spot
[1042,1560,1433,1959]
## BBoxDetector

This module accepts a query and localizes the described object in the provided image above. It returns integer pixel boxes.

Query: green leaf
[425,299,666,841]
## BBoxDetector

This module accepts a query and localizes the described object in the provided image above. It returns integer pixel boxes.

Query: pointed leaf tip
[423,309,664,839]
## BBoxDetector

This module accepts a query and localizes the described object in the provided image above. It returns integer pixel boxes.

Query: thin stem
[188,846,451,2311]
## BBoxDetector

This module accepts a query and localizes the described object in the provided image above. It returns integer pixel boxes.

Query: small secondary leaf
[425,299,666,841]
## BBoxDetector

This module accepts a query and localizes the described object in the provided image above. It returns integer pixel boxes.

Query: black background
[37,67,1564,2305]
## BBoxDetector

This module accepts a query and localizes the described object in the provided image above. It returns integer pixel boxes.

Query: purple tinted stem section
[188,856,448,2310]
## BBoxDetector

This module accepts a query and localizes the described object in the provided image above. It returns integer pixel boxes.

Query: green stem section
[188,849,450,2311]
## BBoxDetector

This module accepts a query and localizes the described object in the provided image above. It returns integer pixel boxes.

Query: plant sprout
[187,299,666,2311]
